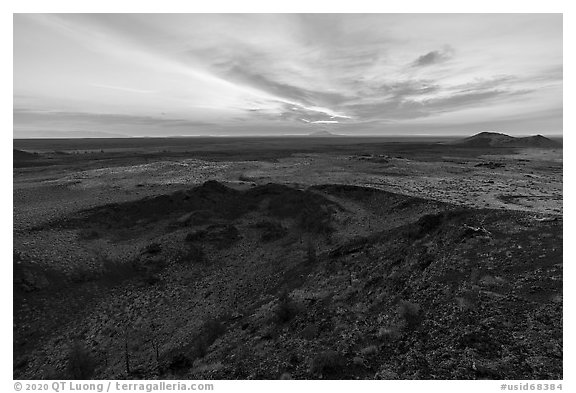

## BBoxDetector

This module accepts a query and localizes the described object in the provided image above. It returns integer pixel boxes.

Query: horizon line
[12,132,564,140]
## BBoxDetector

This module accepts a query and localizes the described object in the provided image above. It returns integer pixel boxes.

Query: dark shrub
[100,257,141,284]
[413,214,443,238]
[144,242,162,254]
[275,291,297,323]
[168,354,191,375]
[398,300,422,330]
[377,326,401,342]
[140,272,162,286]
[69,265,95,284]
[306,237,317,264]
[209,224,240,244]
[301,324,319,340]
[185,230,207,243]
[252,220,287,242]
[66,341,96,379]
[310,351,346,377]
[418,252,435,270]
[187,210,215,226]
[387,270,406,291]
[176,244,206,265]
[78,229,100,241]
[299,207,334,235]
[70,257,141,284]
[417,210,471,237]
[193,319,226,358]
[185,225,239,246]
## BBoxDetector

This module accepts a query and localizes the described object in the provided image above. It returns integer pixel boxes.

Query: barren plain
[13,136,562,379]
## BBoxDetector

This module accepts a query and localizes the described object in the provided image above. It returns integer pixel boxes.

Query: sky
[13,13,562,137]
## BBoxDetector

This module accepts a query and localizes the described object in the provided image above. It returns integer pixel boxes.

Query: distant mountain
[307,130,340,137]
[454,132,560,148]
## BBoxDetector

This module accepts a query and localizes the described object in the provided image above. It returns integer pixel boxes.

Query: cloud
[214,61,352,110]
[91,84,155,94]
[449,75,516,93]
[13,14,562,136]
[13,109,215,137]
[412,47,454,67]
[306,120,340,124]
[246,102,351,125]
[342,85,535,122]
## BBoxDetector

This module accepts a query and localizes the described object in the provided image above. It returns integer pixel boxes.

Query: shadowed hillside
[14,181,562,380]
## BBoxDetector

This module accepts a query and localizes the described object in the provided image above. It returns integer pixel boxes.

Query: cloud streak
[412,47,454,67]
[91,84,156,94]
[13,14,562,136]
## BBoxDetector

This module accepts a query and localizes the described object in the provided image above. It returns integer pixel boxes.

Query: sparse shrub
[398,300,422,330]
[188,210,214,226]
[360,345,379,357]
[406,214,442,240]
[141,255,168,274]
[14,357,28,370]
[66,341,96,379]
[175,244,206,265]
[374,367,400,380]
[77,229,100,241]
[275,290,297,324]
[299,207,334,235]
[252,220,287,242]
[418,252,435,270]
[353,356,366,367]
[289,353,300,365]
[189,245,206,263]
[70,257,141,284]
[69,264,96,283]
[185,230,206,242]
[408,210,469,240]
[457,285,480,311]
[185,225,239,246]
[377,326,400,342]
[168,354,192,375]
[193,319,226,358]
[100,257,141,284]
[202,319,226,343]
[324,259,338,274]
[306,237,317,264]
[310,350,346,377]
[301,324,319,340]
[140,272,162,286]
[417,213,443,233]
[387,270,406,290]
[212,224,240,244]
[144,242,162,254]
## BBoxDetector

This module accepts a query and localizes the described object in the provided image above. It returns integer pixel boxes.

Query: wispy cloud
[13,109,214,137]
[412,47,454,67]
[91,84,156,94]
[13,14,562,136]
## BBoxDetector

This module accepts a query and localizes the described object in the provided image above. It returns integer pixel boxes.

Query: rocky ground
[13,143,562,380]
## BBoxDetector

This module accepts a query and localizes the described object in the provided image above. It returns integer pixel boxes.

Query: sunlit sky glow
[14,13,562,137]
